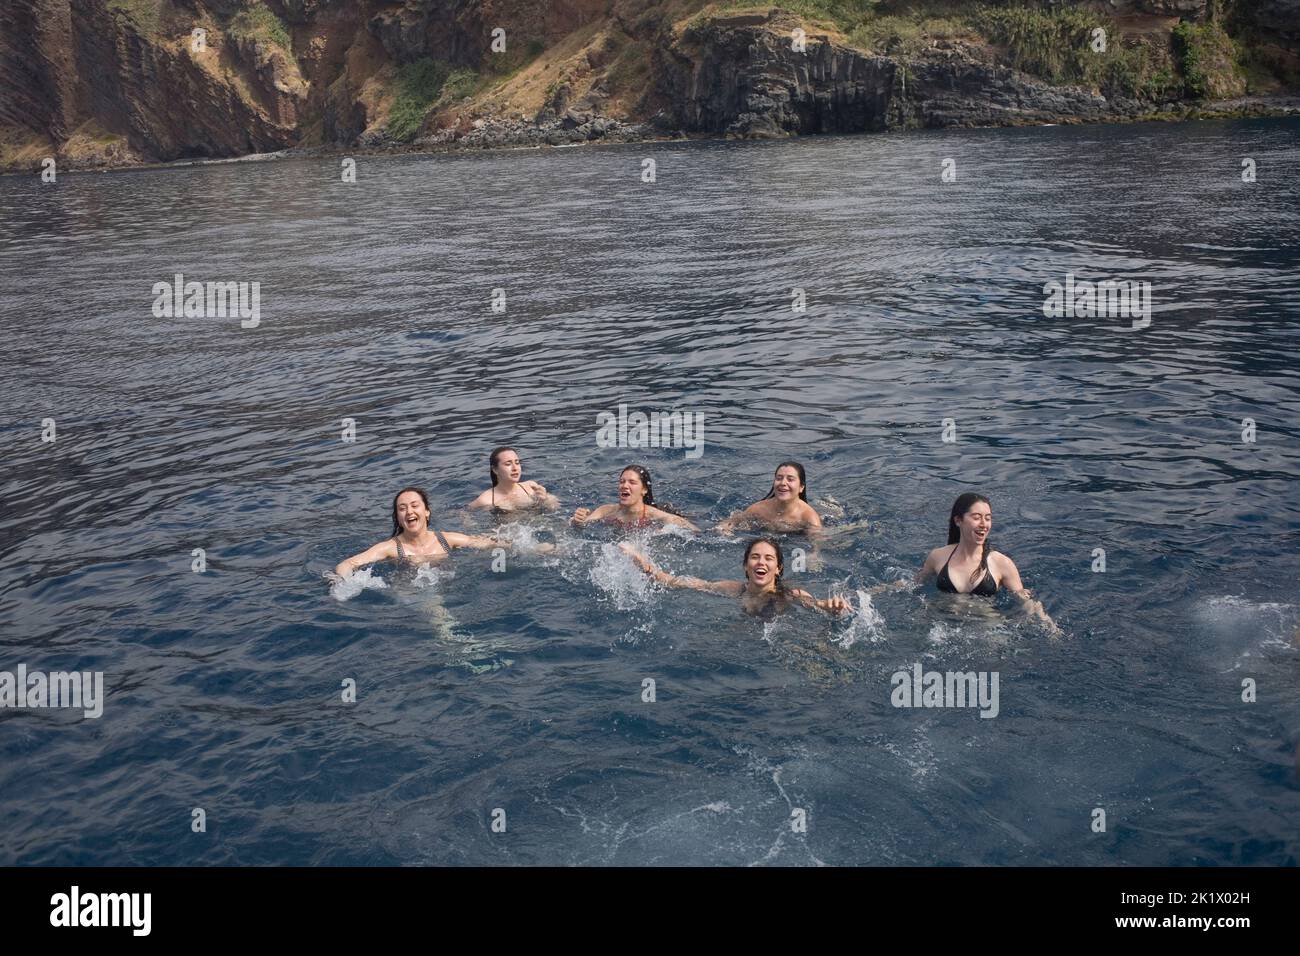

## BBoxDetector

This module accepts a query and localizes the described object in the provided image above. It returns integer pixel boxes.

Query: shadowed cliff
[2,0,1297,172]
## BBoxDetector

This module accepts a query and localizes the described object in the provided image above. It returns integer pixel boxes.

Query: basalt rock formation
[1,0,1296,173]
[655,12,1151,139]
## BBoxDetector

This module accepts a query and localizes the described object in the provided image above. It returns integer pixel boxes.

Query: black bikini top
[394,528,453,563]
[936,545,998,596]
[491,483,537,514]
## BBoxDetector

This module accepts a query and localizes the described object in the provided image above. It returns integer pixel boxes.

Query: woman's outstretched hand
[823,595,852,615]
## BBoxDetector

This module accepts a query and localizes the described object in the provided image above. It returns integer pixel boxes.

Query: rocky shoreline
[14,92,1296,178]
[5,1,1298,177]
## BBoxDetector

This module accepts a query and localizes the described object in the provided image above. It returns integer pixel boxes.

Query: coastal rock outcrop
[657,11,1150,137]
[658,16,897,136]
[2,0,1296,172]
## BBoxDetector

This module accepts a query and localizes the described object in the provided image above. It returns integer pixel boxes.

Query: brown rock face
[1,0,1296,172]
[0,0,77,142]
[2,0,307,168]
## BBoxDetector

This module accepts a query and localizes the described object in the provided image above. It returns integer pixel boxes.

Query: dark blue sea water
[1,118,1299,865]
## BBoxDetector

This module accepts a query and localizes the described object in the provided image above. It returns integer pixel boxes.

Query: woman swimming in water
[468,446,559,512]
[716,461,823,534]
[331,486,550,579]
[571,465,699,531]
[881,492,1059,635]
[621,537,850,617]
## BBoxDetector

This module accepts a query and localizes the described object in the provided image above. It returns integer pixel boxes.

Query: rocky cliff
[2,0,1297,172]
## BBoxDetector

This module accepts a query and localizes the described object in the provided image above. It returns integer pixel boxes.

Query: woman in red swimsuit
[571,465,698,531]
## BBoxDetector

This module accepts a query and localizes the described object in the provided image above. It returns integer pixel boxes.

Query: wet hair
[489,446,518,487]
[743,537,789,595]
[761,460,808,502]
[622,464,689,519]
[391,486,432,537]
[621,465,654,505]
[947,492,992,584]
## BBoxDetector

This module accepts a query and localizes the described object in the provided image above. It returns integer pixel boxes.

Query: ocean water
[1,118,1298,865]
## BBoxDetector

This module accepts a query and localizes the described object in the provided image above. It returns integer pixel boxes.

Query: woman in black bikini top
[904,492,1061,635]
[330,486,550,581]
[468,446,559,513]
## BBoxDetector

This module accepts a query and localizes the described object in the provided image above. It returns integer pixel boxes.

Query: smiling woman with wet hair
[717,461,822,534]
[330,486,550,580]
[896,492,1060,636]
[620,537,849,618]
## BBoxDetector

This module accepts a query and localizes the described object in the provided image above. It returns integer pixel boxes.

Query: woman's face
[618,469,646,505]
[955,501,992,546]
[744,542,781,588]
[494,450,522,484]
[771,465,803,501]
[395,491,430,533]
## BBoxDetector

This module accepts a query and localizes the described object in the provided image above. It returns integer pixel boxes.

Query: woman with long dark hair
[331,486,549,580]
[571,465,698,531]
[716,461,822,534]
[468,446,559,512]
[911,492,1059,635]
[620,537,849,617]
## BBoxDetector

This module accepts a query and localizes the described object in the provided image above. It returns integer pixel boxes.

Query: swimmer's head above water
[391,486,432,537]
[489,446,521,487]
[618,465,654,507]
[761,461,808,503]
[742,537,786,593]
[948,491,992,554]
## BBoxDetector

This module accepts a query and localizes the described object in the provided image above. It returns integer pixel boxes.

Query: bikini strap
[433,527,453,557]
[394,535,406,562]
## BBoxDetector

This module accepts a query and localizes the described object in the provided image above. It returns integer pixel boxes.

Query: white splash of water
[927,621,964,645]
[817,495,847,521]
[650,522,696,542]
[589,542,654,610]
[832,589,887,648]
[329,567,388,602]
[1196,595,1298,658]
[494,522,543,553]
[412,563,455,590]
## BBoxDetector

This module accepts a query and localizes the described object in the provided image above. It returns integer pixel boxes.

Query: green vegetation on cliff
[105,0,164,35]
[385,60,485,142]
[709,0,1260,103]
[228,2,292,51]
[1173,20,1245,99]
[387,60,451,142]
